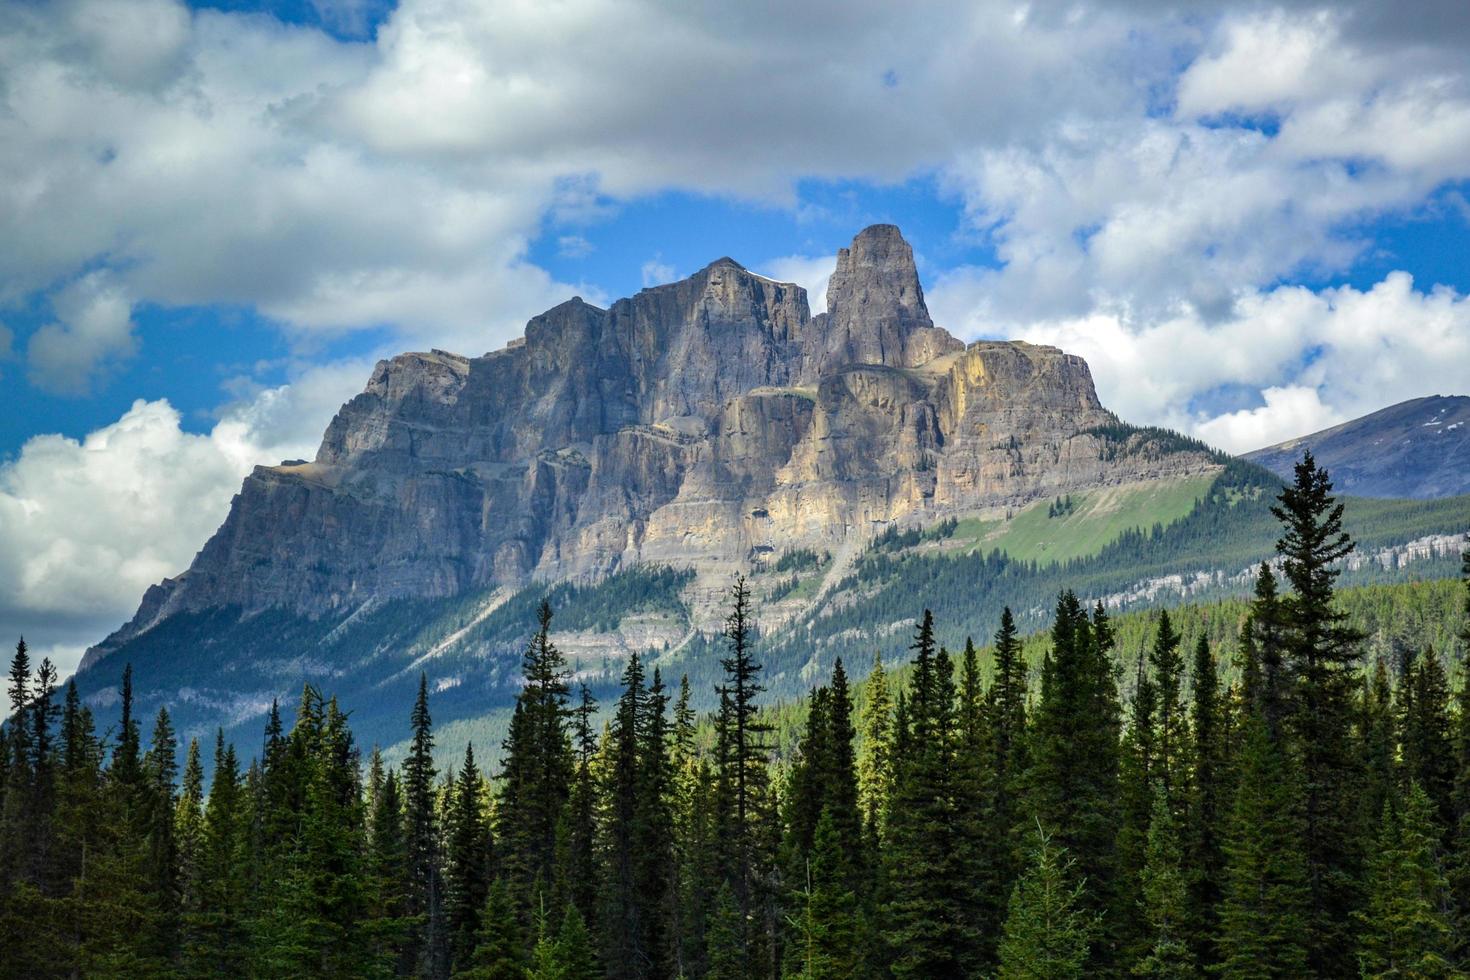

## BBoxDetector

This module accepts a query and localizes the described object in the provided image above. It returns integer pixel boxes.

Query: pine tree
[1361,657,1398,846]
[458,879,529,979]
[713,574,772,954]
[883,612,983,977]
[143,706,180,961]
[1149,612,1190,803]
[1216,715,1311,979]
[366,767,412,967]
[1132,783,1196,979]
[599,652,674,979]
[857,653,894,844]
[558,683,598,928]
[1271,450,1366,974]
[1186,634,1226,968]
[176,737,205,923]
[404,673,449,977]
[787,805,864,980]
[705,882,745,980]
[184,731,247,976]
[997,823,1096,980]
[1356,783,1460,978]
[498,601,573,915]
[447,742,493,970]
[671,674,717,980]
[1399,648,1455,830]
[1023,592,1122,970]
[1449,547,1470,962]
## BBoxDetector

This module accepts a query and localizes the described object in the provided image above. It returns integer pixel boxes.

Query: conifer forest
[5,453,1470,979]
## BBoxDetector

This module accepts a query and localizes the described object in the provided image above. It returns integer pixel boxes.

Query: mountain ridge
[1244,395,1470,499]
[82,224,1218,673]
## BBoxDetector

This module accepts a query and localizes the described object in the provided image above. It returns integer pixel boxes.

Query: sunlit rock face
[84,225,1214,668]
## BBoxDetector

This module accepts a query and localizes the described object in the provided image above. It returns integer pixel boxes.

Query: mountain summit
[82,225,1214,673]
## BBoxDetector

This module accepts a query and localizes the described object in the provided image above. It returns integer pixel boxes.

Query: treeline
[4,452,1470,977]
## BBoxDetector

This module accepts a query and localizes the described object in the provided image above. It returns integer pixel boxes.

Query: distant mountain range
[1244,395,1470,499]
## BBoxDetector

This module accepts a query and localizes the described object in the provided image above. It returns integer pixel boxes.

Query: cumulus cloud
[0,359,370,674]
[934,270,1470,453]
[26,272,138,395]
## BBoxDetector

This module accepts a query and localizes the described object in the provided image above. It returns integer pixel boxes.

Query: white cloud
[26,272,138,395]
[932,270,1470,454]
[641,256,676,288]
[760,254,838,314]
[0,359,369,674]
[1193,386,1340,453]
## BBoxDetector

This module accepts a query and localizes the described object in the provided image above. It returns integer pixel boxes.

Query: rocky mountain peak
[807,224,961,374]
[82,225,1216,673]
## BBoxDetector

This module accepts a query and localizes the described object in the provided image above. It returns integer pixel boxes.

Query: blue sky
[3,0,1470,671]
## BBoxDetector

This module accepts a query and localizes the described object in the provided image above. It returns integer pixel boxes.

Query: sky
[3,0,1470,674]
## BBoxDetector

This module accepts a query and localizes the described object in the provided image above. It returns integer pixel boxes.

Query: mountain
[69,227,1470,758]
[1244,396,1470,499]
[81,225,1214,671]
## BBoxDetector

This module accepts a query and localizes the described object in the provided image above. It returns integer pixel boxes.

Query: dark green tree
[1216,715,1311,979]
[498,601,573,914]
[1023,592,1122,970]
[1356,783,1458,978]
[1132,783,1196,979]
[404,673,448,977]
[1271,450,1366,974]
[997,823,1096,980]
[447,742,493,970]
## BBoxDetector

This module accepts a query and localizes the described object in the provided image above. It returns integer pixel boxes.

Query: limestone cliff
[82,225,1215,670]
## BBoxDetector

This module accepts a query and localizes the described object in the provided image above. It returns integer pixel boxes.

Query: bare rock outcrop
[81,225,1215,671]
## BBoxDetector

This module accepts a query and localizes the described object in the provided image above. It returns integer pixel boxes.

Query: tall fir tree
[712,573,772,967]
[1024,592,1123,972]
[404,673,449,978]
[997,823,1096,980]
[1216,713,1311,979]
[1186,634,1227,968]
[857,653,894,846]
[1356,783,1460,978]
[447,742,493,971]
[498,601,573,915]
[1271,450,1366,974]
[1132,782,1196,979]
[882,612,984,977]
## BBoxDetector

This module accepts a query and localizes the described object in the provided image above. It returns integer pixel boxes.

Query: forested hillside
[5,453,1470,977]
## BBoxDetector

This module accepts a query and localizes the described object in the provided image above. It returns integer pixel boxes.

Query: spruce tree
[882,613,983,977]
[786,808,864,980]
[857,653,894,844]
[404,673,448,977]
[1186,634,1226,968]
[447,742,493,970]
[498,601,573,914]
[713,574,771,951]
[176,737,205,925]
[1216,715,1311,979]
[1132,783,1196,979]
[1271,450,1366,974]
[458,879,529,979]
[1356,783,1459,977]
[558,683,599,928]
[997,823,1096,980]
[184,732,247,977]
[1399,648,1455,830]
[1023,592,1122,970]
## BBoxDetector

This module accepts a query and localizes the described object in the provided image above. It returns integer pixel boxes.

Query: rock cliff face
[83,225,1215,670]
